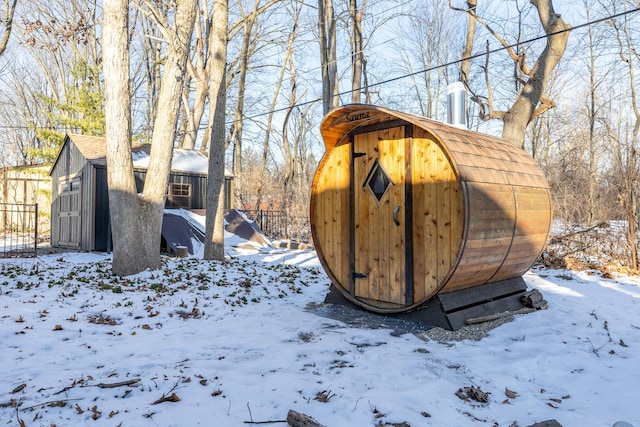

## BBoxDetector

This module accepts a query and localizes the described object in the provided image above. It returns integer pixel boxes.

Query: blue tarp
[161,212,205,254]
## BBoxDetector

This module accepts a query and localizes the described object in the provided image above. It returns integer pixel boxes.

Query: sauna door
[352,126,407,306]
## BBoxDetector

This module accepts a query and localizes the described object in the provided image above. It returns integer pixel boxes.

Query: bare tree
[203,0,229,261]
[454,0,571,147]
[608,1,640,269]
[18,0,102,154]
[0,0,17,58]
[397,1,461,119]
[103,0,136,275]
[131,9,164,141]
[348,0,365,103]
[177,0,229,151]
[255,1,302,212]
[318,0,339,114]
[581,1,613,226]
[177,0,209,150]
[104,0,198,276]
[0,59,52,165]
[229,0,260,200]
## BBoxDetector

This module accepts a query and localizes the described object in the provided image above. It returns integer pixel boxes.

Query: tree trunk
[455,0,570,147]
[0,0,18,58]
[256,5,300,213]
[460,0,476,85]
[103,0,142,276]
[230,0,260,207]
[203,0,228,261]
[349,0,364,103]
[585,2,597,226]
[104,0,198,276]
[615,10,640,269]
[180,10,210,150]
[501,0,570,147]
[318,0,339,114]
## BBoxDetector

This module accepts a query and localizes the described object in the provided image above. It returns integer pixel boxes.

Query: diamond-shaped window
[364,159,392,202]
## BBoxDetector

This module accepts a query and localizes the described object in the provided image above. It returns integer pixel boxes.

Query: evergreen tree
[32,59,104,163]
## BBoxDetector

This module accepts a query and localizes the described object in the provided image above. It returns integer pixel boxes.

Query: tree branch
[530,94,556,123]
[132,0,173,44]
[451,0,532,75]
[470,40,506,121]
[0,0,18,58]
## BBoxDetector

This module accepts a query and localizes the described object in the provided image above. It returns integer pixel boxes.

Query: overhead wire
[2,3,640,133]
[237,4,640,125]
[0,0,414,133]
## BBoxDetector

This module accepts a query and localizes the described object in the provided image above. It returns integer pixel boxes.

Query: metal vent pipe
[447,81,467,129]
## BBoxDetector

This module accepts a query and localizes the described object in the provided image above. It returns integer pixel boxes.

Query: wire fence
[243,210,310,242]
[0,203,38,258]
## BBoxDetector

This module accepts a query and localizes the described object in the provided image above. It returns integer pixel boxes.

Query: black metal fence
[0,203,38,258]
[243,210,310,242]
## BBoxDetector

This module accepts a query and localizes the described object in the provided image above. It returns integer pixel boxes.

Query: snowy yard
[1,248,639,426]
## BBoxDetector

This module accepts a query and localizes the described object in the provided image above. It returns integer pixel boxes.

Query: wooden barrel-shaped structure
[310,104,552,314]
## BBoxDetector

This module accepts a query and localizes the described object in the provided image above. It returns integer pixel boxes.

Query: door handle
[393,205,401,226]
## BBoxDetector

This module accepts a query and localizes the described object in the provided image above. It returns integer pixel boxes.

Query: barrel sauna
[310,104,552,315]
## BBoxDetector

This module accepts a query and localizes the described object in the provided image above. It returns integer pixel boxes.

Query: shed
[311,105,552,326]
[49,133,233,251]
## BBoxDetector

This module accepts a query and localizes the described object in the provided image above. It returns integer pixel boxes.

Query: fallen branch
[586,337,606,358]
[55,377,142,395]
[465,307,537,325]
[53,385,76,395]
[95,378,141,389]
[17,398,83,411]
[243,403,286,423]
[555,221,609,240]
[286,410,326,427]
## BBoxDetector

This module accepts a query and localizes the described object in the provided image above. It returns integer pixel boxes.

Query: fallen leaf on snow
[152,392,180,405]
[11,384,26,394]
[456,386,490,403]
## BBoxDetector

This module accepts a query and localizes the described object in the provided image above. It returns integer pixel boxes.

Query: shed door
[352,126,407,307]
[57,177,82,247]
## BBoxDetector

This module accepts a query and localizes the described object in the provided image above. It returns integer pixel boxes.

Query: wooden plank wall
[411,127,464,302]
[490,187,552,282]
[445,182,515,291]
[311,143,351,289]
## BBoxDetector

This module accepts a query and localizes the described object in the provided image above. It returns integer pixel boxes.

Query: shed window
[59,177,81,194]
[167,183,191,208]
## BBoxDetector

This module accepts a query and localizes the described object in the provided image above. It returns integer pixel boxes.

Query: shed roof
[50,134,229,176]
[320,104,548,189]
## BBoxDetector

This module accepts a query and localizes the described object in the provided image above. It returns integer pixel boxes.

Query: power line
[237,5,640,125]
[4,5,639,134]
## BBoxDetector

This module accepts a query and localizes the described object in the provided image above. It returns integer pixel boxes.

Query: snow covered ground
[1,247,639,426]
